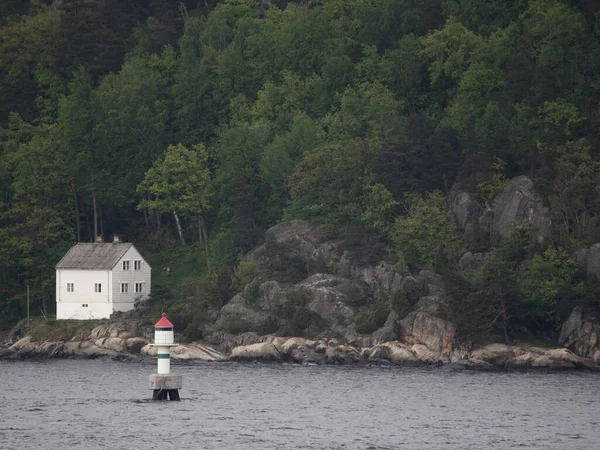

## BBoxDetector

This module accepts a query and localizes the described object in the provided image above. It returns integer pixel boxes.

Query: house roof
[55,242,137,270]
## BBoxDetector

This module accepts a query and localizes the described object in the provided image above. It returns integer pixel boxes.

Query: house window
[67,283,74,293]
[135,282,143,293]
[122,260,130,271]
[94,283,102,293]
[121,283,129,293]
[134,260,142,270]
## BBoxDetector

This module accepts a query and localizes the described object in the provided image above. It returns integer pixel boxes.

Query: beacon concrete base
[149,374,182,401]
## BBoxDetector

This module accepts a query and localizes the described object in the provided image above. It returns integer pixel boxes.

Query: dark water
[1,359,599,450]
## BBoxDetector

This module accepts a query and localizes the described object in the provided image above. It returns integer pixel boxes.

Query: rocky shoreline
[2,321,598,371]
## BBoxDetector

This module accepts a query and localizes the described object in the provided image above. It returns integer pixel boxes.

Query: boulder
[452,192,479,233]
[470,343,517,366]
[369,342,417,365]
[559,306,600,362]
[399,296,455,354]
[458,252,486,272]
[325,345,361,365]
[245,220,322,282]
[213,293,277,335]
[170,344,228,361]
[98,337,127,353]
[411,343,447,364]
[492,176,550,243]
[231,342,282,361]
[126,337,149,354]
[372,311,398,344]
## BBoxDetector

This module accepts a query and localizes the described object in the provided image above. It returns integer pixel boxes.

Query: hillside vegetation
[1,0,600,344]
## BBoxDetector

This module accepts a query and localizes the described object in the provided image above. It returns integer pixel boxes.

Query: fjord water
[1,359,599,450]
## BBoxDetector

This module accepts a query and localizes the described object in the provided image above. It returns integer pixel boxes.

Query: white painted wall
[56,245,151,320]
[56,269,111,320]
[112,246,151,308]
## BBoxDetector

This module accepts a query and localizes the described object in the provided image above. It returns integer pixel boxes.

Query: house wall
[111,246,152,311]
[56,245,151,320]
[56,269,112,320]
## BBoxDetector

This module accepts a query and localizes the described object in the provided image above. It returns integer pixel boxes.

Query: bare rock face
[245,220,324,282]
[452,192,480,233]
[492,176,550,243]
[212,293,277,336]
[231,342,282,361]
[559,306,600,362]
[372,311,398,343]
[399,296,455,356]
[297,274,364,342]
[573,243,600,282]
[458,252,486,272]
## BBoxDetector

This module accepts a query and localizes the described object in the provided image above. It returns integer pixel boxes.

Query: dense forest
[1,0,600,343]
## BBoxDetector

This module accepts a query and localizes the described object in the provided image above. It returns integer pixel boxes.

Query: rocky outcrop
[227,336,597,369]
[452,192,480,234]
[142,342,227,361]
[231,342,281,361]
[573,243,600,282]
[399,296,455,362]
[492,176,550,243]
[458,252,485,272]
[246,220,326,282]
[559,306,600,362]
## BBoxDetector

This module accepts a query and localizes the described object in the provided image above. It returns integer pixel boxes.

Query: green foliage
[232,260,259,292]
[2,0,600,338]
[391,277,428,319]
[477,158,509,202]
[355,291,390,334]
[391,191,460,269]
[243,280,261,304]
[519,247,583,332]
[138,143,211,217]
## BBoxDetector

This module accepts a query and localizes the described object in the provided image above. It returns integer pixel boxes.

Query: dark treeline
[1,0,599,342]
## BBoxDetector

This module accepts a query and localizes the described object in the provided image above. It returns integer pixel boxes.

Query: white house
[55,237,151,320]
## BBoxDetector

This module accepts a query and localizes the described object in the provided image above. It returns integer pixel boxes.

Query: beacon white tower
[148,312,182,400]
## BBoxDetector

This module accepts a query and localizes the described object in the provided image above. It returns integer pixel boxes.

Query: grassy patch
[28,318,107,342]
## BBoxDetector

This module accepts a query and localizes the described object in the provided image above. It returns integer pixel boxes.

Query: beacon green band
[157,353,170,359]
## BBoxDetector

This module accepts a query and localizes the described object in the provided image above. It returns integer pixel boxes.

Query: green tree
[137,143,211,247]
[519,247,583,334]
[391,191,460,269]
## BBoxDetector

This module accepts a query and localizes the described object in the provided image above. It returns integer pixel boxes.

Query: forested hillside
[1,0,600,342]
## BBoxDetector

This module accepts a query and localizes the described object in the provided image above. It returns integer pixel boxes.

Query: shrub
[391,276,427,319]
[244,280,261,303]
[391,191,460,269]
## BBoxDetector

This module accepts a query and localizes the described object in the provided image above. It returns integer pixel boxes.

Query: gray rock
[458,252,485,272]
[372,311,398,343]
[492,176,550,243]
[452,192,479,232]
[559,306,600,362]
[573,243,600,282]
[246,220,322,282]
[399,296,455,354]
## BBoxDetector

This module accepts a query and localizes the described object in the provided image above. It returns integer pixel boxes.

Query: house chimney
[113,234,120,243]
[95,235,104,243]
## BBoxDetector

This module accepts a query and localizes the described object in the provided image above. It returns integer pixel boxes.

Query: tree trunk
[92,187,98,241]
[198,216,211,273]
[173,210,186,246]
[72,183,81,241]
[499,292,510,344]
[99,204,104,238]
